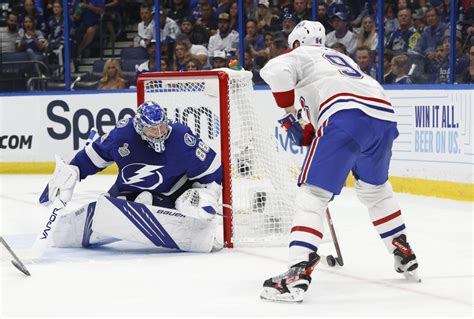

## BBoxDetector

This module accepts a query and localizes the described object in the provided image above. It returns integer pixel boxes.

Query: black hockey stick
[325,208,344,267]
[0,236,31,276]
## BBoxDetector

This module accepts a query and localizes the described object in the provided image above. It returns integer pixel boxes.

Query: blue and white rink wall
[0,86,472,202]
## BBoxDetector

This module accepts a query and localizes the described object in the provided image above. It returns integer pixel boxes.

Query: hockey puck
[326,255,336,267]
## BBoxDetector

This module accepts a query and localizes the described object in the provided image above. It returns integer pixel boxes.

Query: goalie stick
[0,236,31,276]
[325,208,344,267]
[31,196,66,259]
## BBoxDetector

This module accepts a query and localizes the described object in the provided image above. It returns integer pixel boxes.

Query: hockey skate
[392,234,421,282]
[260,252,320,303]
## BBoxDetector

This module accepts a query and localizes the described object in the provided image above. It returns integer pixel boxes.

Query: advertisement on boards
[387,90,473,183]
[0,93,136,162]
[0,88,472,186]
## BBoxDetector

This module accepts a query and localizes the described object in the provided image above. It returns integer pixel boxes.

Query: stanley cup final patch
[184,133,197,147]
[118,143,130,157]
[116,117,130,128]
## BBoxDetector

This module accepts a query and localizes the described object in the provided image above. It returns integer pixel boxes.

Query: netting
[139,70,299,246]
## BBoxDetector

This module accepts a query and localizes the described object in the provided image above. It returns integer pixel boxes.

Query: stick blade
[1,236,32,276]
[336,257,344,266]
[11,260,31,276]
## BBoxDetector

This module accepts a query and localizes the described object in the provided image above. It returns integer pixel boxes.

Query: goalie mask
[288,20,326,49]
[133,101,171,153]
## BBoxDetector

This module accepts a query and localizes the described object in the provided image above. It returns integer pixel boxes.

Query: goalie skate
[392,234,421,282]
[260,252,320,303]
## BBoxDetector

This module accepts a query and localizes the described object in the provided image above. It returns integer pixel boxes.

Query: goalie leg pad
[93,195,217,253]
[289,184,332,266]
[52,203,89,248]
[53,202,117,248]
[355,179,407,253]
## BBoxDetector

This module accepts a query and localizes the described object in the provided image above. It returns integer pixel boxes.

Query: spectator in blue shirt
[430,0,449,24]
[46,0,64,48]
[195,0,218,32]
[414,7,447,61]
[433,43,449,83]
[168,0,190,24]
[16,15,48,54]
[16,15,48,76]
[191,0,218,20]
[45,0,64,67]
[383,3,399,40]
[355,45,376,78]
[244,19,264,57]
[386,8,421,56]
[439,34,470,83]
[72,0,105,59]
[20,0,47,35]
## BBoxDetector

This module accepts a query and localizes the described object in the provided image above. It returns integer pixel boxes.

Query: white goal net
[137,69,299,247]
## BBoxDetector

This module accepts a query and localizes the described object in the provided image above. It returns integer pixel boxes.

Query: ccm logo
[0,135,32,149]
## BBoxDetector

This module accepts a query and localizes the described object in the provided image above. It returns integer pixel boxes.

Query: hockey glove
[175,182,221,221]
[278,112,315,146]
[175,189,218,220]
[39,155,79,206]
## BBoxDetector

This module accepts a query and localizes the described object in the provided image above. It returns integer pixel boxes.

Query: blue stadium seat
[1,53,50,91]
[120,47,148,61]
[1,52,30,62]
[73,80,100,91]
[121,59,145,87]
[122,59,146,72]
[91,60,107,81]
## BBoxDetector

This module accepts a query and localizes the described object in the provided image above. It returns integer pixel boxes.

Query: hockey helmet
[288,20,326,49]
[133,101,171,153]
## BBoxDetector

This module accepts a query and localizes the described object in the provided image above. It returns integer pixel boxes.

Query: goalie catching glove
[278,110,315,147]
[39,155,80,206]
[175,182,221,220]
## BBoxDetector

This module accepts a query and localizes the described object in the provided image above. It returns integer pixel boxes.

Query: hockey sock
[288,210,324,266]
[356,180,407,253]
[369,202,407,253]
[288,184,332,266]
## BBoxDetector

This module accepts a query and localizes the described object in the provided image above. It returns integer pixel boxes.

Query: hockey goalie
[38,101,222,253]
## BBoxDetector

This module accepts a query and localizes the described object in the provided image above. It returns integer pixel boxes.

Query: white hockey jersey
[260,46,396,131]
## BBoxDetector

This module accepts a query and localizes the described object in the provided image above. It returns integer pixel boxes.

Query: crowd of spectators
[1,0,65,79]
[0,0,473,91]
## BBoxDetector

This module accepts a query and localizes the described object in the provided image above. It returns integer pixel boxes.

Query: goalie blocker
[52,191,220,253]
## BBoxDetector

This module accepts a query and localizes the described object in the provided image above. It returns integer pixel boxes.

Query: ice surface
[1,175,472,318]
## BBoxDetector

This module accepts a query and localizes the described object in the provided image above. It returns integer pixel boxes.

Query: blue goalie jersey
[70,117,222,198]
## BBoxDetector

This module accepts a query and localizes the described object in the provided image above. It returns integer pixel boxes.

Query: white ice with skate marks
[1,174,472,318]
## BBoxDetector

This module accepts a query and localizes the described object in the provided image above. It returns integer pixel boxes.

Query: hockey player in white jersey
[38,101,223,254]
[259,21,420,303]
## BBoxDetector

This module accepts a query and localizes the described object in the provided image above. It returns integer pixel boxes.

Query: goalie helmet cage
[137,69,299,248]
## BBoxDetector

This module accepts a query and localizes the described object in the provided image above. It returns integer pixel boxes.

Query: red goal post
[136,70,299,248]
